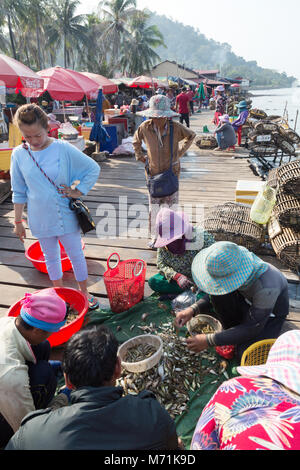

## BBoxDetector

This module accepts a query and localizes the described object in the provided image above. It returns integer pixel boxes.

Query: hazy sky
[78,0,300,80]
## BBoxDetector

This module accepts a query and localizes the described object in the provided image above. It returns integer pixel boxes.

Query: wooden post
[294,110,299,132]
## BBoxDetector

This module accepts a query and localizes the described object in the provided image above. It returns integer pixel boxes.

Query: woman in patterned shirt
[148,208,215,295]
[191,330,300,451]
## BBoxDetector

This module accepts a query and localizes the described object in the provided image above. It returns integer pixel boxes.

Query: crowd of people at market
[0,91,299,451]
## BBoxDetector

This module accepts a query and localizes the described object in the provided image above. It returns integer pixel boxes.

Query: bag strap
[23,142,64,194]
[169,120,174,169]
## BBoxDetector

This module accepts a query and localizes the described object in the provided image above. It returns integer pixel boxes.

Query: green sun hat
[191,242,257,296]
[237,100,248,109]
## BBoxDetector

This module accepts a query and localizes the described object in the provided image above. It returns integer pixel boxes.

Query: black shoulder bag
[146,120,179,199]
[23,143,96,235]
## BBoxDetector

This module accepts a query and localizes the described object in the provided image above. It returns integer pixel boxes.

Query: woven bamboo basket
[267,168,278,189]
[203,202,265,253]
[273,190,300,231]
[276,160,300,196]
[268,215,300,273]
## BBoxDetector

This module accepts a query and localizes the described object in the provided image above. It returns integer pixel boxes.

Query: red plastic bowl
[25,240,85,274]
[7,287,89,347]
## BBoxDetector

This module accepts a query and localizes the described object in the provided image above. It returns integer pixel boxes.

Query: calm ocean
[250,87,300,134]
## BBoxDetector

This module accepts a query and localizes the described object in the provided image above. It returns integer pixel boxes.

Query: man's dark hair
[62,325,119,388]
[181,87,187,92]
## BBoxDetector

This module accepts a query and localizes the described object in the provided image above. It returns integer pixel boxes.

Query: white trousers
[39,231,88,282]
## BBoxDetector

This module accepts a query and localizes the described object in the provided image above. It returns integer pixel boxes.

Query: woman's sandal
[88,295,100,310]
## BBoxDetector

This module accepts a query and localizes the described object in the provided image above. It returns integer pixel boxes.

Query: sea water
[250,86,300,134]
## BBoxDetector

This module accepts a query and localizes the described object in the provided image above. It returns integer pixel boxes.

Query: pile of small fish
[117,321,229,420]
[65,306,78,325]
[189,321,215,336]
[124,344,157,363]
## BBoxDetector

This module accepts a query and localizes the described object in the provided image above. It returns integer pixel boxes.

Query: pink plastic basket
[104,253,147,313]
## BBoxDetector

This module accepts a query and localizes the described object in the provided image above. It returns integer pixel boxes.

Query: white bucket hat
[137,95,179,118]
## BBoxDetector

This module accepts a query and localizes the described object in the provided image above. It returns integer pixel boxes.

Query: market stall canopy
[128,76,157,89]
[111,78,134,86]
[80,72,118,95]
[154,78,169,89]
[36,66,99,101]
[0,53,44,97]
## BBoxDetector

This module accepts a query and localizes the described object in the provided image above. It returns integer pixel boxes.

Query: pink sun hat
[20,288,67,332]
[237,330,300,396]
[154,208,193,248]
[219,114,230,123]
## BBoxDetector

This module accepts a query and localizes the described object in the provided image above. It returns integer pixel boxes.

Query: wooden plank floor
[0,110,299,330]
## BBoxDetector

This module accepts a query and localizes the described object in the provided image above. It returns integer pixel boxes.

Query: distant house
[195,70,220,81]
[150,60,199,81]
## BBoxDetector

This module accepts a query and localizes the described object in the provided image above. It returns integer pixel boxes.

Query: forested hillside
[150,13,296,88]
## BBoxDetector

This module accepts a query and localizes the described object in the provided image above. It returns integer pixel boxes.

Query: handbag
[146,121,179,198]
[23,143,96,234]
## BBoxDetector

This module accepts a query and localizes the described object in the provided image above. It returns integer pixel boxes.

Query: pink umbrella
[0,53,44,97]
[128,75,157,89]
[36,66,99,101]
[231,83,241,88]
[80,72,118,95]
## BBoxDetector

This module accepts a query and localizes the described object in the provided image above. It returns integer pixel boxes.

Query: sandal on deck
[88,295,100,310]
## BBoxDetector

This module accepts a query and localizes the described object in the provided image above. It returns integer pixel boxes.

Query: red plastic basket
[25,240,85,274]
[7,287,89,347]
[104,253,147,313]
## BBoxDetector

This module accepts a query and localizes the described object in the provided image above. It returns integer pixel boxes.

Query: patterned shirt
[216,95,227,114]
[157,227,215,282]
[191,376,300,450]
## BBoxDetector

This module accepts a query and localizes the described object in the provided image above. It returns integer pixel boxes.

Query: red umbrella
[128,75,157,89]
[231,83,241,88]
[0,53,44,97]
[80,72,118,95]
[36,66,99,101]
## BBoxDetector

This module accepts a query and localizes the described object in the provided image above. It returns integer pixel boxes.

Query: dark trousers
[180,113,190,128]
[0,341,57,448]
[199,291,288,361]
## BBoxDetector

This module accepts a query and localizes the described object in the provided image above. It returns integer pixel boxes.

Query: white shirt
[0,317,36,432]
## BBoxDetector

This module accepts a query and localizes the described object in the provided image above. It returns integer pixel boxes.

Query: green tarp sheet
[83,295,239,449]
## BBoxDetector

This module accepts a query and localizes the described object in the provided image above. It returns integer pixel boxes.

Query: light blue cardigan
[11,140,100,239]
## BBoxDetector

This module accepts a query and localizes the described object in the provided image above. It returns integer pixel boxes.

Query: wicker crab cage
[267,161,300,232]
[202,202,265,253]
[275,160,300,196]
[272,190,300,232]
[268,215,300,273]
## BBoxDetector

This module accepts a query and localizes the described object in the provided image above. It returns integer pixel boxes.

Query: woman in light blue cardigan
[11,104,100,309]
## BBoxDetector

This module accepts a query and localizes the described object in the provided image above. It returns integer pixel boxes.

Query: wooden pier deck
[0,110,299,329]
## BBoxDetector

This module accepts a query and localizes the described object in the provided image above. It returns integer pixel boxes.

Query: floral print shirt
[191,376,300,450]
[157,227,215,282]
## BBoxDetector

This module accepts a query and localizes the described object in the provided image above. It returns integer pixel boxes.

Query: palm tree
[79,13,114,77]
[0,0,25,59]
[98,0,137,72]
[120,10,166,76]
[48,0,88,68]
[0,13,10,54]
[24,0,50,70]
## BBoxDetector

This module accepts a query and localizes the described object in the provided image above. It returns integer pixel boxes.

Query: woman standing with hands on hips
[11,104,100,310]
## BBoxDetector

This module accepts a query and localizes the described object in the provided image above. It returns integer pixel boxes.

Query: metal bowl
[118,334,163,373]
[187,314,223,336]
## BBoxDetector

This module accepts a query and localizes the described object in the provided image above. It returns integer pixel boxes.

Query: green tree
[0,0,25,59]
[98,0,137,72]
[48,0,88,68]
[79,14,114,77]
[120,10,166,76]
